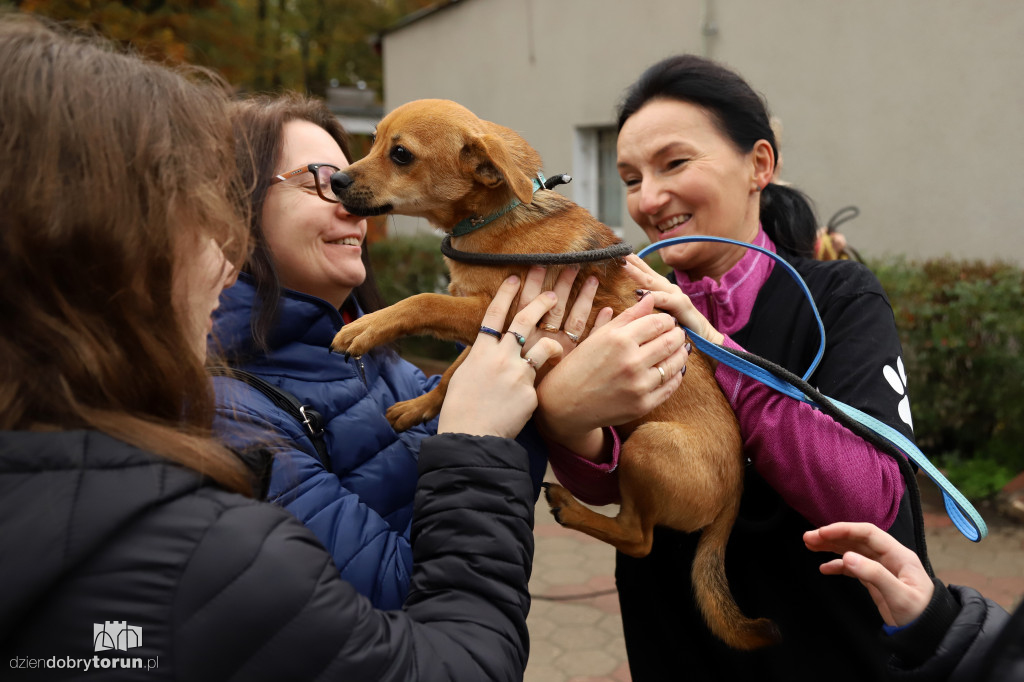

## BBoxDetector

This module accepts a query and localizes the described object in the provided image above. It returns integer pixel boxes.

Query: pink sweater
[548,229,903,529]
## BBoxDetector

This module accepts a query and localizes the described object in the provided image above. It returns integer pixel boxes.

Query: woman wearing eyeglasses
[213,93,689,609]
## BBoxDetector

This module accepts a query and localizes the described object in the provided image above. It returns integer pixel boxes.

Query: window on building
[573,126,624,236]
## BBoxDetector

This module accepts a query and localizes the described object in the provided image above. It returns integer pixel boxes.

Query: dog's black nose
[330,171,354,194]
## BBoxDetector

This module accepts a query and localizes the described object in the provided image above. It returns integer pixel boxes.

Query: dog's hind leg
[543,422,732,557]
[543,481,654,556]
[385,346,467,431]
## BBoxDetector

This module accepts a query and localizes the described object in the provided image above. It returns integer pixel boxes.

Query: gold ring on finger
[540,323,560,333]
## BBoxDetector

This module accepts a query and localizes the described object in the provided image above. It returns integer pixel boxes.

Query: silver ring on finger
[506,330,527,346]
[563,330,580,344]
[656,365,666,386]
[524,356,538,370]
[540,323,560,333]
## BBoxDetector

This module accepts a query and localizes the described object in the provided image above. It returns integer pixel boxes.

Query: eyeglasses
[270,163,342,203]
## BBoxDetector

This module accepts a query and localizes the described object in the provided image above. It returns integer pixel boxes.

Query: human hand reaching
[804,522,934,627]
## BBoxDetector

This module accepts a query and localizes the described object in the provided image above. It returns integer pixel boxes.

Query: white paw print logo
[883,357,913,430]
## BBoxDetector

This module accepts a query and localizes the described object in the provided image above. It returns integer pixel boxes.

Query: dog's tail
[692,497,781,650]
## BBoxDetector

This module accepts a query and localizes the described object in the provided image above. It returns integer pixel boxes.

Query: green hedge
[368,234,458,363]
[367,237,1024,496]
[368,234,450,304]
[871,257,1024,496]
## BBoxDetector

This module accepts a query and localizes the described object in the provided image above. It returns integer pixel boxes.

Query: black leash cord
[440,235,633,266]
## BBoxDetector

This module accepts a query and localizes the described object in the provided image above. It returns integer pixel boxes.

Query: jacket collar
[672,227,776,336]
[212,273,358,357]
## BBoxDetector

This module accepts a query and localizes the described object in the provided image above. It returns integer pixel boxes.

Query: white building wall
[380,0,1024,264]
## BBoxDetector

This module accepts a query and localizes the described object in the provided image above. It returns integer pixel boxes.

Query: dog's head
[331,99,543,231]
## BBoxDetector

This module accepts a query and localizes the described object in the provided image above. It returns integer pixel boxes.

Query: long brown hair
[0,16,254,494]
[231,92,387,354]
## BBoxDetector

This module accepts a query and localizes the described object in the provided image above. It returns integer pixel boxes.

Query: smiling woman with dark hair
[546,53,930,681]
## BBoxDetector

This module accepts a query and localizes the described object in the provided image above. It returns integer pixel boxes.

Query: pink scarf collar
[672,228,776,335]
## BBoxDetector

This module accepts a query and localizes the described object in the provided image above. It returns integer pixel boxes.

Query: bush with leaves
[871,257,1024,498]
[369,233,449,305]
[368,234,457,366]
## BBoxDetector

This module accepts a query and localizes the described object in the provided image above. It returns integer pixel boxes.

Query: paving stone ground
[525,471,1024,682]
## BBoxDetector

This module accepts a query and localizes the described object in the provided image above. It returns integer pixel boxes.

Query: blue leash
[637,236,988,542]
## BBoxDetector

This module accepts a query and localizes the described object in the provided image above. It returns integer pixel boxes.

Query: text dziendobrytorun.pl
[9,655,159,672]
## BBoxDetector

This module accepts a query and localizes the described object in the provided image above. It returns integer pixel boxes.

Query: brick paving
[525,472,1024,682]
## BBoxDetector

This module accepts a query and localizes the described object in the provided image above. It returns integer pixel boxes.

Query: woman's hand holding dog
[517,265,608,372]
[534,293,689,462]
[439,276,564,439]
[622,254,725,347]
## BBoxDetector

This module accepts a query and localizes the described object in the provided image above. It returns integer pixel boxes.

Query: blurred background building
[376,0,1024,264]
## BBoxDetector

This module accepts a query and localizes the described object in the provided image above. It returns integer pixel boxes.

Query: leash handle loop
[638,236,825,381]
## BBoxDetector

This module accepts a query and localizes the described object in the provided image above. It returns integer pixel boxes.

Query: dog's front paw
[386,394,442,432]
[331,317,380,357]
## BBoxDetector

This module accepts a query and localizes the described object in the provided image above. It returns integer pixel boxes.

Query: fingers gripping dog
[329,99,779,650]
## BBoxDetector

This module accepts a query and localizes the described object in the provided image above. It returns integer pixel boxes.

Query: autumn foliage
[11,0,437,97]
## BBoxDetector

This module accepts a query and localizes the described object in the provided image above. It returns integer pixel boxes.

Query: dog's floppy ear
[462,134,535,204]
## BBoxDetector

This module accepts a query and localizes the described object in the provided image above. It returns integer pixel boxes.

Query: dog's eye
[370,132,377,146]
[390,146,413,166]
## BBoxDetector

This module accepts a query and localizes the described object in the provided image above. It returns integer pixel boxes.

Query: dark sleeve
[714,264,910,528]
[402,434,535,678]
[883,583,1012,682]
[173,432,534,682]
[809,264,916,446]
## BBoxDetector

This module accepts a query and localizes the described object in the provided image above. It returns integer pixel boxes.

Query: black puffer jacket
[885,581,1022,681]
[0,429,534,681]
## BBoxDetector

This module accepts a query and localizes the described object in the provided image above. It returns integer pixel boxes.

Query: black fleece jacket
[0,429,534,681]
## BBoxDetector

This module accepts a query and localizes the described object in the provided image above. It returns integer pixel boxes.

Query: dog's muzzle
[330,171,393,217]
[330,171,355,194]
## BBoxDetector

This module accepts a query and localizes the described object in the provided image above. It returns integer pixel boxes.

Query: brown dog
[330,99,779,650]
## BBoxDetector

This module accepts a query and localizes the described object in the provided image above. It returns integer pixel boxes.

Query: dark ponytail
[617,54,818,256]
[760,183,817,257]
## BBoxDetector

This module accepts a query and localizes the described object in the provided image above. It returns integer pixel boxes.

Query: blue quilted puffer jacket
[211,274,546,610]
